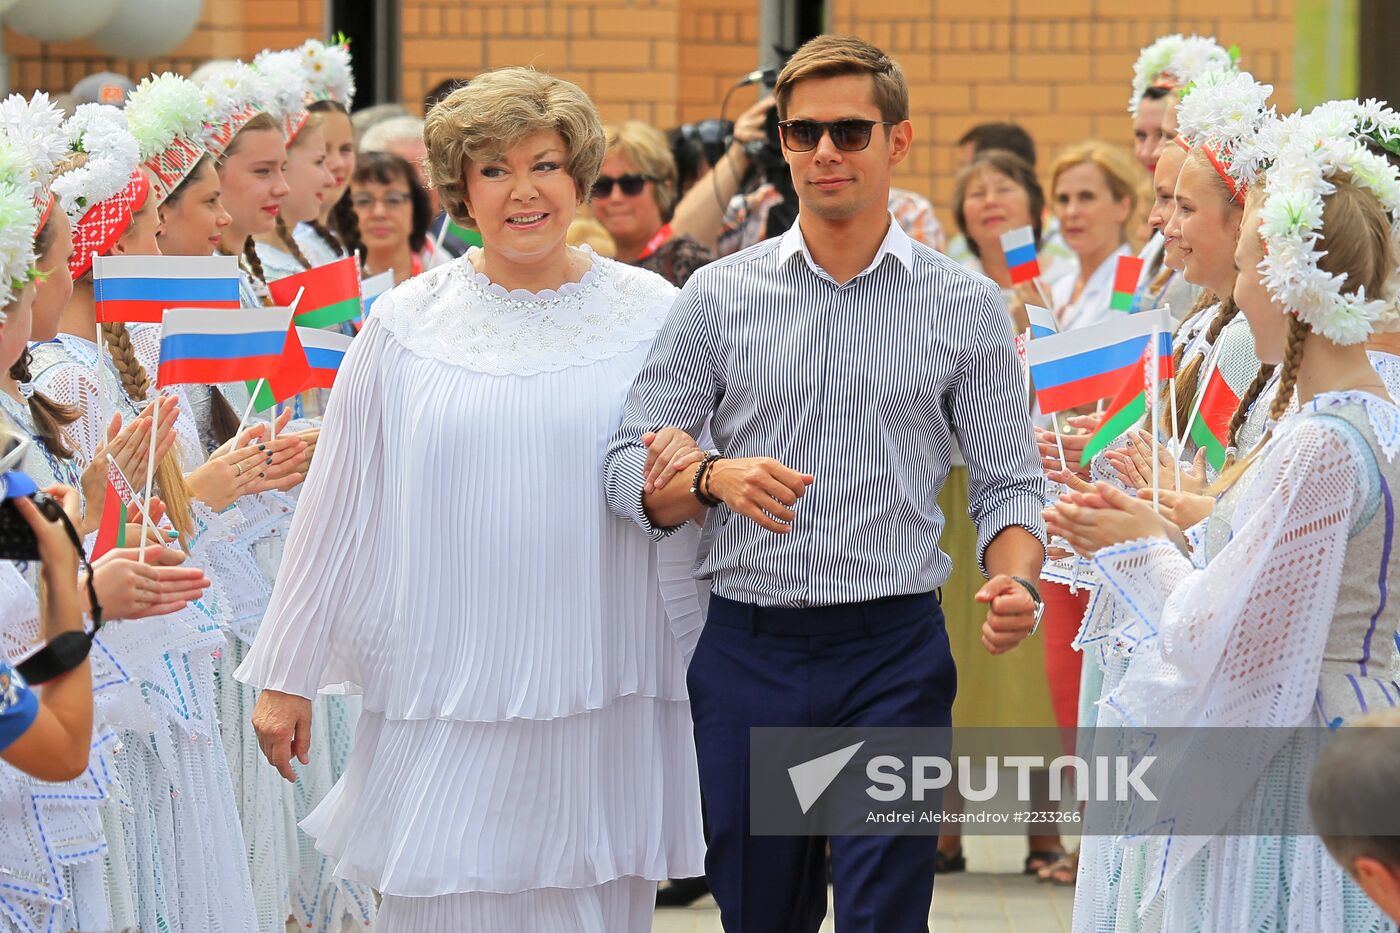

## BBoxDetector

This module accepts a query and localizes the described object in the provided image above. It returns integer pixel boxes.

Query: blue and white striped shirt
[604,216,1046,608]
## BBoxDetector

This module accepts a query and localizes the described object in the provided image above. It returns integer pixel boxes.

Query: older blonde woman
[238,67,706,931]
[594,119,712,286]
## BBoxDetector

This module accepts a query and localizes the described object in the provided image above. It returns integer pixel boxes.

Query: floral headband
[1129,34,1238,115]
[1258,133,1400,345]
[1176,70,1275,203]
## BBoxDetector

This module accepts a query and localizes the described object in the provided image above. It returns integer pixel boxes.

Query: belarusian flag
[92,457,137,559]
[1188,365,1241,470]
[444,217,483,249]
[266,257,361,330]
[1079,316,1174,467]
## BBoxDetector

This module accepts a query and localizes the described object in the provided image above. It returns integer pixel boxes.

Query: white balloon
[5,0,121,43]
[90,0,204,58]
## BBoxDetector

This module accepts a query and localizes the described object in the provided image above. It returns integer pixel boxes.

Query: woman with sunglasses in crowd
[595,120,712,288]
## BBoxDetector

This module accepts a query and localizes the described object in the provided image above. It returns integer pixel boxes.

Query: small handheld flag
[1027,314,1167,414]
[1187,363,1242,471]
[266,256,362,330]
[298,327,353,389]
[93,255,241,324]
[1025,303,1058,339]
[157,306,295,387]
[1110,255,1146,312]
[92,456,137,559]
[358,269,393,327]
[1000,226,1040,284]
[246,324,313,413]
[1078,310,1175,466]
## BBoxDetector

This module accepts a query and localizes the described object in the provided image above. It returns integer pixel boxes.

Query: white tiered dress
[236,246,711,924]
[237,248,706,931]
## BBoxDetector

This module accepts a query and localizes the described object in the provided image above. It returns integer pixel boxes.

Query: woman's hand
[1036,414,1102,480]
[252,689,314,782]
[80,400,180,534]
[187,444,279,511]
[92,546,209,619]
[1043,481,1176,557]
[642,428,704,492]
[1138,487,1214,530]
[16,485,81,585]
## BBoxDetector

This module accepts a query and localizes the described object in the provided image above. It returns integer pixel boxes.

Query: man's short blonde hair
[603,120,679,215]
[423,67,605,229]
[774,35,909,124]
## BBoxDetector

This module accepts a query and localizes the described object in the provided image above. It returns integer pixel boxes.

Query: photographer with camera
[668,93,777,254]
[0,476,93,781]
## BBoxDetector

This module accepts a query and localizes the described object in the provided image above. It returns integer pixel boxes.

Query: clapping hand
[1043,481,1177,557]
[92,546,209,619]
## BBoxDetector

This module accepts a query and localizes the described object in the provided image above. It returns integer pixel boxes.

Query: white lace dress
[129,293,377,930]
[25,333,259,932]
[236,249,707,931]
[1072,391,1400,932]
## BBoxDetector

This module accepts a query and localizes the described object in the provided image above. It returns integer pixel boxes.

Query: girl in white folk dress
[240,67,706,933]
[1047,129,1400,932]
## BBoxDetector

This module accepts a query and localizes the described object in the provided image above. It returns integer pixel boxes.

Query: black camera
[0,489,65,562]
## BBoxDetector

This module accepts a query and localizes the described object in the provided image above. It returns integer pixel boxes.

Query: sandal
[1024,848,1066,875]
[933,847,966,874]
[1037,851,1079,886]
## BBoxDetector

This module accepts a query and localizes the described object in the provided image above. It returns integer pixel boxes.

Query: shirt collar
[777,211,913,280]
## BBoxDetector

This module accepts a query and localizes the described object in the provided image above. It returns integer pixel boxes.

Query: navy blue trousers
[687,591,956,933]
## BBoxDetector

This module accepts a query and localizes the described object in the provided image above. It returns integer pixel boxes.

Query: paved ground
[652,835,1076,932]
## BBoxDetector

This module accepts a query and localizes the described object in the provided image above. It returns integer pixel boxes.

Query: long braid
[309,219,343,255]
[1225,362,1279,451]
[99,321,195,541]
[8,351,79,460]
[274,215,313,270]
[1162,293,1242,437]
[329,190,364,263]
[241,235,272,302]
[1212,313,1308,493]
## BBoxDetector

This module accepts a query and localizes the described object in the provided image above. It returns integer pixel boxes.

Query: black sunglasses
[591,174,657,198]
[777,119,897,153]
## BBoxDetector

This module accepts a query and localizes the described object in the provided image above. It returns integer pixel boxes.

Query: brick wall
[9,0,1295,228]
[830,0,1296,224]
[4,0,323,95]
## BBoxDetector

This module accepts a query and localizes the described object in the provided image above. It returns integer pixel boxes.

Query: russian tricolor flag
[93,255,241,324]
[298,327,353,389]
[1027,314,1170,414]
[157,306,295,387]
[360,270,393,320]
[1000,225,1040,284]
[1026,303,1058,339]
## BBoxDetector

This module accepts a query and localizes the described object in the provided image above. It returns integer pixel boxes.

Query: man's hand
[707,457,813,533]
[251,689,313,783]
[977,575,1037,654]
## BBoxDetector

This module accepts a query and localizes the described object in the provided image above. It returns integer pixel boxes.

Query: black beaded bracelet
[691,453,723,508]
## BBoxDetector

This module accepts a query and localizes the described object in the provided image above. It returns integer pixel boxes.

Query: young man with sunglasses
[605,35,1046,931]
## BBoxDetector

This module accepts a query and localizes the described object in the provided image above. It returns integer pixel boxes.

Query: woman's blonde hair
[1214,172,1397,491]
[1049,140,1148,247]
[423,67,605,230]
[603,120,679,215]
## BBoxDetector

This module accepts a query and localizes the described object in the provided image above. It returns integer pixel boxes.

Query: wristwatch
[1010,576,1045,637]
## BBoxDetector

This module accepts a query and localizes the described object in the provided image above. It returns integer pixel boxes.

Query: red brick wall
[10,0,1295,229]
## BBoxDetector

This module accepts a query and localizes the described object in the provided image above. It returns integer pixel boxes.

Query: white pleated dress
[237,248,706,931]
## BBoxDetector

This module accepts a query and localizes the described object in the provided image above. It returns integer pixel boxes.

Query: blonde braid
[241,236,273,305]
[1225,362,1279,451]
[1212,313,1308,493]
[99,322,196,541]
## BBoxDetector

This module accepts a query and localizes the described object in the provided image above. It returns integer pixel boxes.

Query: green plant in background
[1295,0,1358,108]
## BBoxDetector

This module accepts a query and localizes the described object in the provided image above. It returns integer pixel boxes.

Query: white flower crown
[0,177,39,294]
[1175,70,1275,199]
[1129,34,1237,115]
[0,92,68,203]
[199,61,272,148]
[299,37,355,108]
[253,48,311,140]
[126,73,208,161]
[1258,134,1400,345]
[51,104,140,222]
